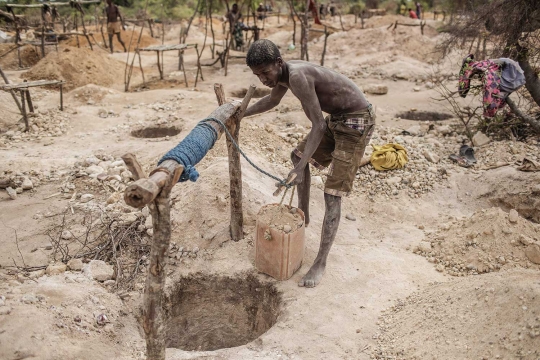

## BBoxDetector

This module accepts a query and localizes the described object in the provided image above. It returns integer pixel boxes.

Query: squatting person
[105,0,127,53]
[244,39,375,288]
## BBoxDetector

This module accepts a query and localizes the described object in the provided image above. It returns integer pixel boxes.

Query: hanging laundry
[458,54,525,118]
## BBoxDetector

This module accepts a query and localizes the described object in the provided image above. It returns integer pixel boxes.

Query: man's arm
[287,72,326,185]
[117,6,126,30]
[244,85,287,117]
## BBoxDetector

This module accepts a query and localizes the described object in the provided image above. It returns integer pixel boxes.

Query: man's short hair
[246,39,281,67]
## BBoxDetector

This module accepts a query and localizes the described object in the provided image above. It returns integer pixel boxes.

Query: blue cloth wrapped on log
[158,119,219,182]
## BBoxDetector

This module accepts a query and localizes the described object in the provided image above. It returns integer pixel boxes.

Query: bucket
[255,204,306,281]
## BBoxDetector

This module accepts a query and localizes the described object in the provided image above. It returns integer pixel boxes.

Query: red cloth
[308,0,322,25]
[409,10,418,19]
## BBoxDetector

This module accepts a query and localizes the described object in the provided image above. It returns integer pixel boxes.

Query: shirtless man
[105,0,127,53]
[244,39,375,287]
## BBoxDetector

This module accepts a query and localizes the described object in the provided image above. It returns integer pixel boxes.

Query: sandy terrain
[1,13,539,360]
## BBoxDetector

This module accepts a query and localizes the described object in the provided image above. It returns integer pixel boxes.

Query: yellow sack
[370,143,409,171]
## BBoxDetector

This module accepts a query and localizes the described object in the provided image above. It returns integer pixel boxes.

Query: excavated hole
[396,111,453,121]
[164,274,281,351]
[130,126,181,138]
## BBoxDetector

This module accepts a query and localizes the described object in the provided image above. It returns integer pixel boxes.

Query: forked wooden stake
[122,153,181,360]
[214,83,256,241]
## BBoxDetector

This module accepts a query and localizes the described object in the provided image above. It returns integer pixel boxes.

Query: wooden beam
[123,100,242,208]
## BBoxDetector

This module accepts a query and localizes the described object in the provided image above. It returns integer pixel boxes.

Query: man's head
[232,4,238,13]
[246,39,283,88]
[107,0,112,5]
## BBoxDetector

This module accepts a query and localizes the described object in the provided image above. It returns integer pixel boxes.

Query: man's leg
[298,193,341,287]
[291,151,311,226]
[116,33,127,52]
[108,33,114,53]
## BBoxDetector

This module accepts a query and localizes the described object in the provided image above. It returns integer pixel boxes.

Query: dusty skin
[1,12,539,360]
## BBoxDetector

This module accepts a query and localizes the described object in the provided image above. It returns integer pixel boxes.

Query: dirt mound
[414,207,540,276]
[375,269,540,359]
[22,47,126,91]
[0,44,40,70]
[62,28,157,50]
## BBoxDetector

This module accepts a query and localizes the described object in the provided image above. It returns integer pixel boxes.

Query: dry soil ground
[1,13,539,360]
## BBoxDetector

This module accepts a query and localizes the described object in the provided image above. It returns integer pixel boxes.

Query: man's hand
[286,166,303,186]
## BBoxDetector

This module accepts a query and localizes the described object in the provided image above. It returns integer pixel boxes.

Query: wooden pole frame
[122,85,255,359]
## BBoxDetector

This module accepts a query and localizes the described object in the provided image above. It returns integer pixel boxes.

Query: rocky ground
[1,12,539,360]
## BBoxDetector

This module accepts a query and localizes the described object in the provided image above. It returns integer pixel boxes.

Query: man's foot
[298,262,325,288]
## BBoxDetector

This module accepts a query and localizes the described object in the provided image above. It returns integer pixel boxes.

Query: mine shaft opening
[396,111,453,121]
[130,126,182,138]
[163,274,282,351]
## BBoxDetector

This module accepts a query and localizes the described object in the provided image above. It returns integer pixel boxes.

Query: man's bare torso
[279,60,369,116]
[106,5,120,23]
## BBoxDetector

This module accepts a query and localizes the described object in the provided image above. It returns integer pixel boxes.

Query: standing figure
[105,0,127,53]
[244,40,375,288]
[415,2,422,19]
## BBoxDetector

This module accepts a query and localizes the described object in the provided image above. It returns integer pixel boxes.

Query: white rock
[21,177,33,190]
[61,230,73,240]
[508,209,519,223]
[423,150,440,164]
[525,244,540,265]
[84,156,100,166]
[144,215,153,229]
[80,194,94,203]
[386,177,402,185]
[120,213,138,225]
[6,187,17,200]
[283,225,292,233]
[147,228,154,236]
[83,260,114,281]
[86,165,105,175]
[472,131,491,147]
[67,258,83,271]
[405,125,422,136]
[413,87,421,92]
[110,160,125,168]
[345,213,356,221]
[46,263,67,275]
[417,241,432,253]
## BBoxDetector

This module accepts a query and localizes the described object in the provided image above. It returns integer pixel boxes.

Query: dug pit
[163,274,281,351]
[130,125,182,138]
[396,110,453,121]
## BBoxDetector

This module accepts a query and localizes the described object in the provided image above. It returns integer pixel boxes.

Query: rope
[158,117,291,189]
[204,117,292,189]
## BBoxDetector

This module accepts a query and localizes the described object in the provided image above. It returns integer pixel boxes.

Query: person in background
[408,8,418,19]
[105,0,127,53]
[415,2,422,19]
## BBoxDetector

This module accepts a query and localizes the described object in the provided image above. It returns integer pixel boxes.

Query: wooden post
[41,24,46,58]
[123,154,182,360]
[320,26,329,66]
[156,51,163,80]
[59,83,63,111]
[25,90,34,113]
[214,83,255,241]
[0,65,23,113]
[20,90,29,132]
[420,20,425,35]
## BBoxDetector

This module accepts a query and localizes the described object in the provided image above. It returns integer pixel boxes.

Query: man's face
[232,5,238,13]
[250,59,282,88]
[107,0,112,5]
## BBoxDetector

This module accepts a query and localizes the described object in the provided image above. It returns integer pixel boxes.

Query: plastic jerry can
[255,204,306,281]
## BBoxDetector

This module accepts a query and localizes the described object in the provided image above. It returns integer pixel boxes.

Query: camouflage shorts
[294,105,376,197]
